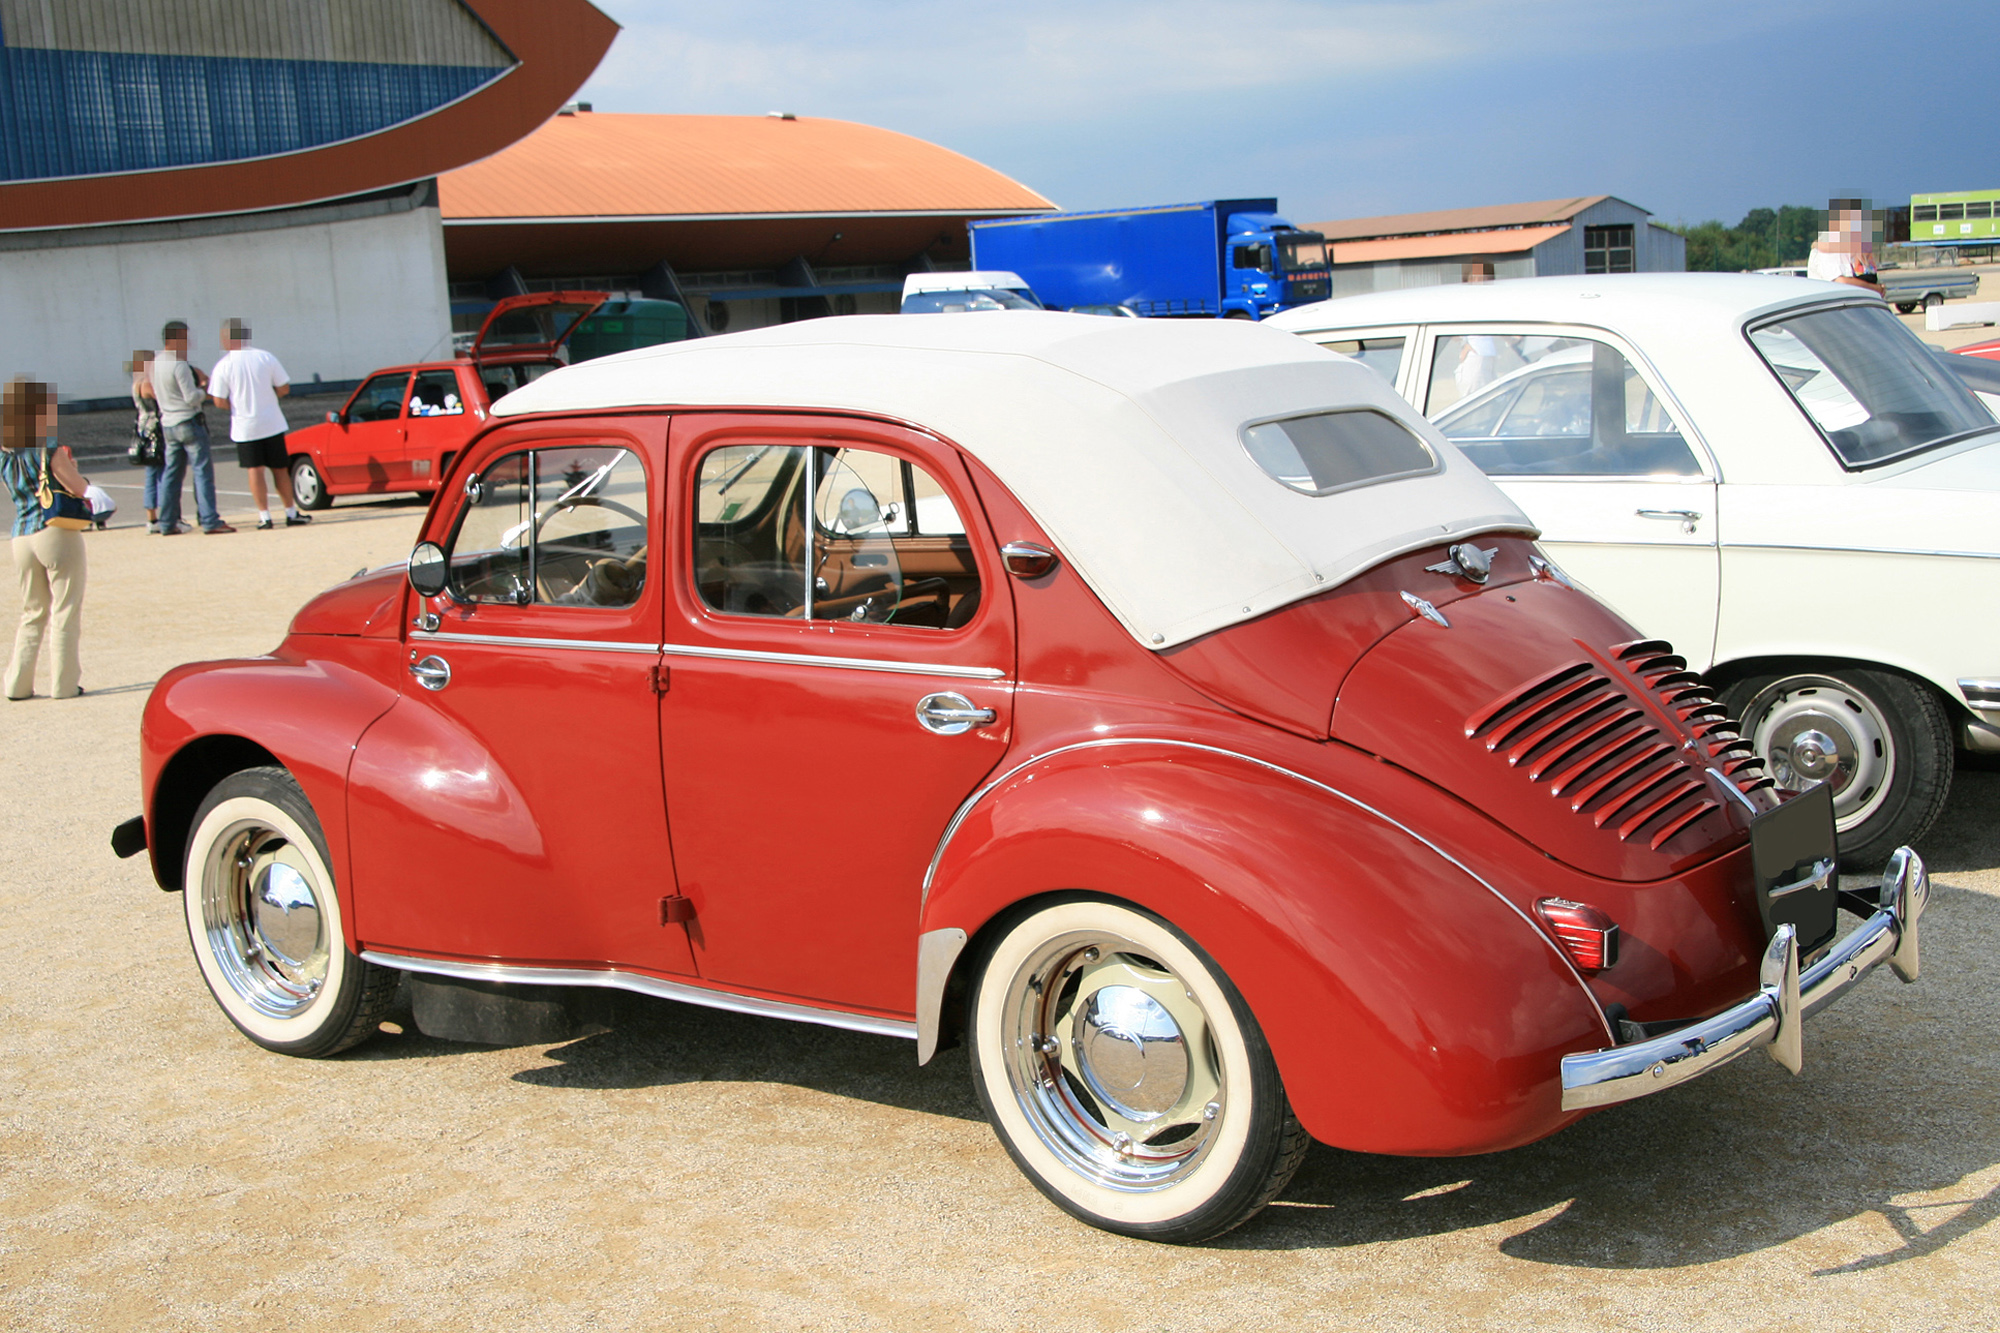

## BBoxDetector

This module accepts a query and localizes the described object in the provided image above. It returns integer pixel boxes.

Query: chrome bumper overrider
[1560,847,1928,1112]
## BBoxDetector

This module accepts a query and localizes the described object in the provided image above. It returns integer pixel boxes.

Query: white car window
[1424,334,1702,477]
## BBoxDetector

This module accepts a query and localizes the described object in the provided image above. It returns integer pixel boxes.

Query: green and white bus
[1910,189,2000,244]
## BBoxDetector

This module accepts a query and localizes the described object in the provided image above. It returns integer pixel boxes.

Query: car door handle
[409,655,451,691]
[1636,508,1703,532]
[915,691,996,735]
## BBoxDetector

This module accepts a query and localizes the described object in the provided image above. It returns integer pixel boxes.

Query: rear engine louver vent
[1463,640,1773,852]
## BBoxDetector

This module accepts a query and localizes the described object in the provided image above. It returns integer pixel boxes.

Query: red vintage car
[284,291,607,510]
[123,315,1931,1243]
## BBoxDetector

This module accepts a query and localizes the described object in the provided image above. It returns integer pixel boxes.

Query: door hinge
[659,894,695,925]
[651,662,671,693]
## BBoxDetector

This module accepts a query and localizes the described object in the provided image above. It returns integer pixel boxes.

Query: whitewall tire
[968,896,1309,1243]
[183,767,396,1056]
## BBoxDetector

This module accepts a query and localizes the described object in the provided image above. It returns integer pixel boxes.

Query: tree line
[1666,206,1821,271]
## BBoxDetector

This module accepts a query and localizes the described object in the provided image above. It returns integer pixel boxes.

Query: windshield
[1748,304,1997,467]
[1277,234,1328,271]
[901,288,1043,314]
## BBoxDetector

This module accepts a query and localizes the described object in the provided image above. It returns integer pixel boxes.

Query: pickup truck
[1878,265,1981,313]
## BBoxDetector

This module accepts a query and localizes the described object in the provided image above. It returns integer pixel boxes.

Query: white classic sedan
[1269,274,2000,868]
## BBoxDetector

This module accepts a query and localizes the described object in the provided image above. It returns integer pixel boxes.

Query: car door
[347,417,694,974]
[322,370,412,488]
[657,413,1015,1019]
[402,367,477,489]
[1414,324,1723,667]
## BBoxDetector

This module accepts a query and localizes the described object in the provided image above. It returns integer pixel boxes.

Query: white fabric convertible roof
[495,313,1534,649]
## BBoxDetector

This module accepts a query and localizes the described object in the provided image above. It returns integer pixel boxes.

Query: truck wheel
[1224,310,1254,321]
[968,895,1309,1243]
[1720,667,1953,871]
[1896,302,1917,314]
[290,455,331,510]
[184,766,397,1056]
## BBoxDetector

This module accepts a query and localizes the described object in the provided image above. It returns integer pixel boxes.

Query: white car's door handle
[1637,508,1703,533]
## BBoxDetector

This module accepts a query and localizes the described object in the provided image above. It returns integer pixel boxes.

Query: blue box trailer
[969,199,1330,320]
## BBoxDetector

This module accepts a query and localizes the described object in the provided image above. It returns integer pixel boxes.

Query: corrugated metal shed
[439,112,1055,221]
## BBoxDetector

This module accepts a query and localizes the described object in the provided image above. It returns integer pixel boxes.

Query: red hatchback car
[124,315,1931,1243]
[284,291,607,510]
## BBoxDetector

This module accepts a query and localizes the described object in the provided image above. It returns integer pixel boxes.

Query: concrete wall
[1328,254,1535,299]
[0,188,451,403]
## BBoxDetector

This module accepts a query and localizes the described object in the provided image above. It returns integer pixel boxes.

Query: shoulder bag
[37,446,94,531]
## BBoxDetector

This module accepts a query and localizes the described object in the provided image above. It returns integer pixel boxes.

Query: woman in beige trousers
[3,377,87,700]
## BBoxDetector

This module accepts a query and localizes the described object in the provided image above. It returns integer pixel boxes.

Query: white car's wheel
[184,767,396,1056]
[1721,667,1953,871]
[289,455,330,510]
[968,896,1308,1243]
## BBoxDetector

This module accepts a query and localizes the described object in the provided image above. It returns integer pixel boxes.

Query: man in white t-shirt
[208,318,309,529]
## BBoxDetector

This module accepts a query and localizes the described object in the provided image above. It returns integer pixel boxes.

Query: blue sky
[576,1,1997,228]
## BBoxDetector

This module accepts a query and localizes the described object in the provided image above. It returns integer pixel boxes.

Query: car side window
[446,445,649,607]
[694,443,979,628]
[408,370,464,417]
[1321,336,1405,387]
[1422,334,1701,477]
[350,372,411,423]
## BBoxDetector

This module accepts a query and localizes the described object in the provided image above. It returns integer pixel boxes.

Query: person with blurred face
[131,349,165,532]
[1808,201,1884,295]
[209,318,306,529]
[2,377,88,699]
[152,320,234,535]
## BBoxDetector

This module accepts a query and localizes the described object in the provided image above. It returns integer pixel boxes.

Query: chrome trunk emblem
[1400,591,1451,628]
[1426,544,1496,583]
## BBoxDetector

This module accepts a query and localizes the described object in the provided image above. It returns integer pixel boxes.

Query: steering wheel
[532,495,647,545]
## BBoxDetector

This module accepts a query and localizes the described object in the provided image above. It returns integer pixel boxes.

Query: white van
[900,270,1044,313]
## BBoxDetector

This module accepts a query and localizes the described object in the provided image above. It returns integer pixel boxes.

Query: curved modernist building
[0,0,615,401]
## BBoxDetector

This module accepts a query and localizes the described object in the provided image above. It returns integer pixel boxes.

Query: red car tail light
[1535,898,1621,972]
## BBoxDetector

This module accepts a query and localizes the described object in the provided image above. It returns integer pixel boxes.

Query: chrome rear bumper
[1560,847,1928,1112]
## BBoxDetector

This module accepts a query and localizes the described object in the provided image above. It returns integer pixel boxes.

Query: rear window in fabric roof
[1240,409,1438,496]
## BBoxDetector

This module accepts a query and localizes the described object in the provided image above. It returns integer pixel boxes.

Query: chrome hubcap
[1005,933,1223,1191]
[1743,677,1893,830]
[202,822,330,1018]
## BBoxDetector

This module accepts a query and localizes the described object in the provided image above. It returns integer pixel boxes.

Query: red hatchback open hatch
[285,291,607,510]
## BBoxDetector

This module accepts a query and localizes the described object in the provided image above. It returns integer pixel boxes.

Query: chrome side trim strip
[659,641,1006,680]
[359,950,919,1041]
[412,631,659,655]
[918,737,1614,1042]
[1722,542,2000,562]
[1958,678,2000,714]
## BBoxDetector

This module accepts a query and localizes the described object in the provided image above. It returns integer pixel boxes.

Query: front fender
[140,639,403,914]
[919,741,1612,1156]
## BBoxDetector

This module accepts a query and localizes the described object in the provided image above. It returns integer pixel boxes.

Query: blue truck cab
[969,198,1330,320]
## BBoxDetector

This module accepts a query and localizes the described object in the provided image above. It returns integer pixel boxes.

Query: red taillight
[1535,898,1621,972]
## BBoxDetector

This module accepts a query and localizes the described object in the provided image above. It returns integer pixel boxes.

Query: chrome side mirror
[325,410,339,425]
[407,541,449,598]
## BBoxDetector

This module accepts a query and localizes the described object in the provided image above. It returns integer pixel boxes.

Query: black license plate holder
[1750,782,1839,954]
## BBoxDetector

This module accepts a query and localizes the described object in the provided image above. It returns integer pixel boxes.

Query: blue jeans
[158,416,220,531]
[142,461,162,511]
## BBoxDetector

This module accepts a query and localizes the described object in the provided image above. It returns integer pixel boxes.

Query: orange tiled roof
[1332,225,1573,264]
[440,112,1055,220]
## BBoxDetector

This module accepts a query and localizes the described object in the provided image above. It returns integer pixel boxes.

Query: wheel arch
[149,734,283,892]
[916,741,1611,1155]
[1706,653,1965,724]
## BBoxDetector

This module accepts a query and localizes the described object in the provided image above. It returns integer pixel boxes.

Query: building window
[1584,224,1635,274]
[1968,202,1993,220]
[1913,205,1938,223]
[1939,203,1964,221]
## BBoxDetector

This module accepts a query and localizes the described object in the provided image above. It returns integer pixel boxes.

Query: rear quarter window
[1240,409,1438,496]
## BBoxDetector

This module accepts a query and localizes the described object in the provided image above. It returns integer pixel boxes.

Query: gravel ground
[0,495,1995,1331]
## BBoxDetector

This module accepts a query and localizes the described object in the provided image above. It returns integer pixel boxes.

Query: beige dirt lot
[1,489,1996,1332]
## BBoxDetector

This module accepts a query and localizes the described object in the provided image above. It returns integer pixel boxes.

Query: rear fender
[141,646,401,928]
[918,740,1612,1155]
